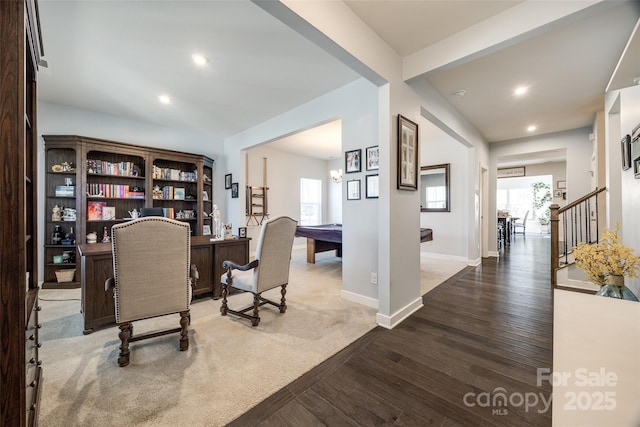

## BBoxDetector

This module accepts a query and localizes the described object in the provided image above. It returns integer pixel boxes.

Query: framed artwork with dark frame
[225,173,232,189]
[347,179,361,200]
[231,182,239,198]
[397,114,418,190]
[621,134,631,170]
[366,174,379,199]
[366,145,379,171]
[345,149,362,173]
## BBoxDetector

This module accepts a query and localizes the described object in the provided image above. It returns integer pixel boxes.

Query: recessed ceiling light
[452,89,466,97]
[158,94,171,105]
[192,54,208,66]
[527,125,537,132]
[514,86,528,96]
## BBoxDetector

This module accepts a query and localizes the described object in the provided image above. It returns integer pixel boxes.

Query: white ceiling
[37,1,640,162]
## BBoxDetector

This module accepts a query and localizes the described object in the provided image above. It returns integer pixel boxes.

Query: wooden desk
[78,236,250,334]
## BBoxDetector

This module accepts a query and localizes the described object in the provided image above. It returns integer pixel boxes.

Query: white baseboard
[467,257,481,266]
[488,251,499,257]
[420,252,467,263]
[375,297,423,329]
[341,289,378,309]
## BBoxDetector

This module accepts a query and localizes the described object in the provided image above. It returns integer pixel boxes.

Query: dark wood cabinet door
[213,240,250,298]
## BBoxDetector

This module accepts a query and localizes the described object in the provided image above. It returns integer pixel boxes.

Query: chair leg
[251,293,261,327]
[220,283,229,315]
[179,310,189,351]
[279,284,287,313]
[118,322,131,367]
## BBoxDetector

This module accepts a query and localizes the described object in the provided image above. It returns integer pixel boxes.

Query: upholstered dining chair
[513,210,530,235]
[220,215,297,326]
[106,217,196,367]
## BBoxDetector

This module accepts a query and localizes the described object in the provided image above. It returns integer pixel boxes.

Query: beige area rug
[38,249,467,426]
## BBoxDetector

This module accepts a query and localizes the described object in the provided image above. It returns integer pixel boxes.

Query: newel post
[550,203,560,288]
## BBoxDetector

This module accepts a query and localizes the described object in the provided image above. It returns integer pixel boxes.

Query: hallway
[231,234,553,426]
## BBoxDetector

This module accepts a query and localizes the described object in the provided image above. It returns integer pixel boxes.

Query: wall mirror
[420,163,450,212]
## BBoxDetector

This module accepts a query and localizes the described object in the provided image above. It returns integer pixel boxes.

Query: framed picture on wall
[347,179,361,200]
[366,174,379,198]
[366,146,379,170]
[345,149,362,173]
[397,114,418,190]
[225,173,232,189]
[231,183,239,198]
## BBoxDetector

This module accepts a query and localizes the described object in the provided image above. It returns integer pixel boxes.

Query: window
[300,178,322,225]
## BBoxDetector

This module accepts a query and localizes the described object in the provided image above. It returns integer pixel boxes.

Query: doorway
[497,174,552,235]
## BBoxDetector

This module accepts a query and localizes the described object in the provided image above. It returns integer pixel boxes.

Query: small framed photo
[238,227,247,238]
[345,149,362,174]
[366,174,379,199]
[203,225,212,236]
[202,191,209,201]
[397,114,418,191]
[554,190,562,198]
[225,173,232,189]
[102,206,116,220]
[557,180,566,189]
[366,146,379,171]
[231,183,239,198]
[347,179,361,200]
[174,187,185,200]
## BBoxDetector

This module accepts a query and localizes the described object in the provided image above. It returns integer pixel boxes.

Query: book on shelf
[152,165,197,182]
[162,186,174,200]
[86,183,141,198]
[87,159,140,177]
[87,201,107,220]
[162,207,175,219]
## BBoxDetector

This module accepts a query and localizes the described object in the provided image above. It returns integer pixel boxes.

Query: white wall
[327,158,343,224]
[419,121,469,259]
[36,101,224,282]
[242,145,334,252]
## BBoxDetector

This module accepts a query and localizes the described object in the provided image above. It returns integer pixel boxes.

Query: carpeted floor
[37,248,466,426]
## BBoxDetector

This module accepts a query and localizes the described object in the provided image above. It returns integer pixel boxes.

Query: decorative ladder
[246,185,269,226]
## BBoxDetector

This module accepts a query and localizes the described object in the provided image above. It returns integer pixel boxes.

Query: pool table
[295,224,433,263]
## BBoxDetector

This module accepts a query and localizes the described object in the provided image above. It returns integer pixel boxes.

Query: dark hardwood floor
[229,233,553,426]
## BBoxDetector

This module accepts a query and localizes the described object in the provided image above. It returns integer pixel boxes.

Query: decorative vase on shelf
[595,275,639,301]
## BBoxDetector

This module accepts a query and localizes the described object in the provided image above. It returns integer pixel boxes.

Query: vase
[595,275,639,301]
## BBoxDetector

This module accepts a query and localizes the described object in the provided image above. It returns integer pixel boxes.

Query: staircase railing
[550,187,607,287]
